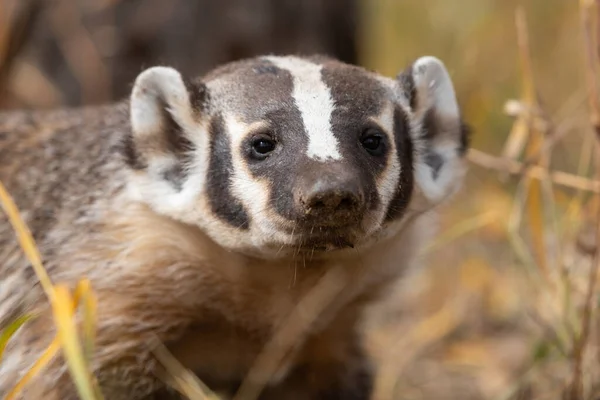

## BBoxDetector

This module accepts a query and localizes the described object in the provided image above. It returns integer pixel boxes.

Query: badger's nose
[299,174,364,221]
[305,186,361,215]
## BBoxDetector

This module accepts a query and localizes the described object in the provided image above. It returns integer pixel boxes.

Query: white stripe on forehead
[265,56,342,161]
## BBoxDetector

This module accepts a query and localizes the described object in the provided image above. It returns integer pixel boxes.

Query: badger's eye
[251,136,276,157]
[361,129,385,156]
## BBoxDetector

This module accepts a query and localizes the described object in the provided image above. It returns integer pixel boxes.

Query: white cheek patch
[265,56,342,161]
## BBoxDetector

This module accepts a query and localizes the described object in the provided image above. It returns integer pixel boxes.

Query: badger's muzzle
[294,162,366,227]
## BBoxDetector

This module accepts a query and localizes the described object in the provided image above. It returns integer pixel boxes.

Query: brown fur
[0,56,458,399]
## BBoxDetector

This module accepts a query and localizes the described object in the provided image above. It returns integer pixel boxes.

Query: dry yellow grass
[2,0,600,399]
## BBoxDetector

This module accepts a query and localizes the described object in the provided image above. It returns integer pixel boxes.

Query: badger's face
[124,55,469,258]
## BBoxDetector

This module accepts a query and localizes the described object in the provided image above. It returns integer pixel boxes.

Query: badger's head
[123,55,469,258]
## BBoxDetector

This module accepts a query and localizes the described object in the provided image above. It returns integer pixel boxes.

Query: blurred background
[1,0,598,399]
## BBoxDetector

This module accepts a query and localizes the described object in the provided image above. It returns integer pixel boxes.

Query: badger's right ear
[397,57,469,204]
[124,66,208,191]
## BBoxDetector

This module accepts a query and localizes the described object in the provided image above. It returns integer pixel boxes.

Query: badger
[0,54,469,399]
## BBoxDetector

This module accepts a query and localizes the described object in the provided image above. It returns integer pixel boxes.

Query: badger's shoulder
[0,103,131,322]
[0,103,130,240]
[0,102,131,326]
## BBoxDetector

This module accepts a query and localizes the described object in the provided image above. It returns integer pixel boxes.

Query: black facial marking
[206,114,251,230]
[385,107,414,221]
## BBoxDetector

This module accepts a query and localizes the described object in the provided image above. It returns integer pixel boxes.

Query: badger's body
[0,55,469,399]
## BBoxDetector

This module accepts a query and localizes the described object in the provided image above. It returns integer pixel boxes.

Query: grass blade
[152,337,221,400]
[51,285,101,400]
[0,313,35,361]
[73,279,98,364]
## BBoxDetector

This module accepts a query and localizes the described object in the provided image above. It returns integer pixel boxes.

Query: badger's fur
[0,54,469,399]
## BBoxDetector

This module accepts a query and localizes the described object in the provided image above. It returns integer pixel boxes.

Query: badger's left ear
[398,56,470,203]
[125,66,211,190]
[124,66,211,215]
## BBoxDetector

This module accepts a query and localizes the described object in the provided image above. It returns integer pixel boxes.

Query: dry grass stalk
[151,337,221,400]
[464,4,600,398]
[50,285,103,400]
[3,280,100,400]
[513,6,552,282]
[499,7,539,165]
[566,1,600,398]
[467,149,600,193]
